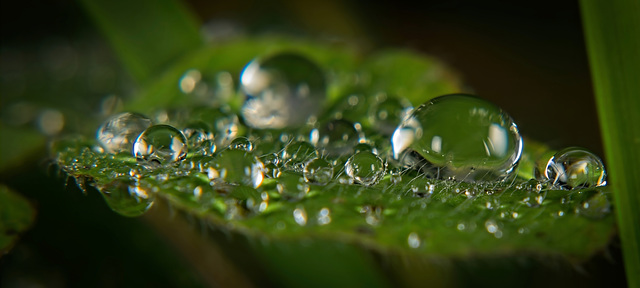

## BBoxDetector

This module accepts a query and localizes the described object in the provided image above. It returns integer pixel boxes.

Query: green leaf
[362,49,465,106]
[581,1,640,286]
[0,185,36,254]
[78,0,203,84]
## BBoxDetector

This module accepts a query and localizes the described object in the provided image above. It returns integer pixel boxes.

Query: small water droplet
[293,206,308,226]
[317,207,332,225]
[240,53,326,129]
[276,172,310,200]
[133,124,188,166]
[345,151,386,186]
[545,147,606,189]
[303,158,334,185]
[209,149,264,188]
[182,121,214,147]
[311,119,358,157]
[389,167,402,184]
[229,137,254,152]
[99,181,154,217]
[391,94,522,182]
[407,232,421,248]
[368,94,412,135]
[484,219,502,238]
[281,141,318,172]
[353,142,377,155]
[37,108,65,136]
[97,112,152,153]
[577,191,611,219]
[360,205,383,226]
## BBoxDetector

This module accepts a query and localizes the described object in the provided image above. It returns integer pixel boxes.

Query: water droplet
[99,181,154,217]
[407,232,421,248]
[345,151,386,186]
[545,147,606,189]
[179,69,202,94]
[484,219,502,238]
[360,205,383,226]
[97,112,152,153]
[577,191,611,219]
[259,153,281,178]
[276,172,309,200]
[303,158,334,185]
[368,94,412,135]
[229,137,254,152]
[281,141,318,172]
[182,121,214,147]
[209,149,264,188]
[389,167,402,184]
[310,119,358,157]
[391,94,522,182]
[190,107,240,147]
[37,108,65,136]
[240,53,326,129]
[317,207,332,225]
[133,124,188,166]
[293,206,308,226]
[353,142,377,155]
[193,140,217,156]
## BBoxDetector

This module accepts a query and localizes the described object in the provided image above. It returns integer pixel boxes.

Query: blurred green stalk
[581,1,640,287]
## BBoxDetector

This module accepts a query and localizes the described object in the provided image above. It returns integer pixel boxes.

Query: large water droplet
[310,119,358,158]
[345,151,386,186]
[133,124,188,166]
[545,147,606,189]
[209,149,264,188]
[391,94,522,182]
[97,112,152,153]
[99,181,154,217]
[240,53,326,129]
[281,140,318,172]
[303,158,334,185]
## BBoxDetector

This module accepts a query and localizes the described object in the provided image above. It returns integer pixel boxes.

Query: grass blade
[581,1,640,286]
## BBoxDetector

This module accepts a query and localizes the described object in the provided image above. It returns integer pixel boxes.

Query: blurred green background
[0,0,620,287]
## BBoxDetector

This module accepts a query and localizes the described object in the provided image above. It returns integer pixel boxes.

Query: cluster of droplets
[91,52,610,235]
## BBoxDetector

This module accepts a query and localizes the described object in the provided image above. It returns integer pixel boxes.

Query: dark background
[1,0,602,154]
[0,0,613,287]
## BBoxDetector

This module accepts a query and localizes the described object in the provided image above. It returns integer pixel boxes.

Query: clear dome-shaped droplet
[368,94,412,135]
[209,149,264,188]
[281,140,318,172]
[345,151,386,186]
[240,53,326,129]
[189,106,240,147]
[576,191,611,219]
[310,119,358,157]
[133,124,188,166]
[97,112,152,153]
[391,94,522,182]
[545,147,606,189]
[229,137,254,152]
[183,121,213,144]
[99,181,154,217]
[276,172,309,200]
[304,158,334,185]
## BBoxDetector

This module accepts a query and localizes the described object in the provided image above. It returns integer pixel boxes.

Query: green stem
[580,1,640,287]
